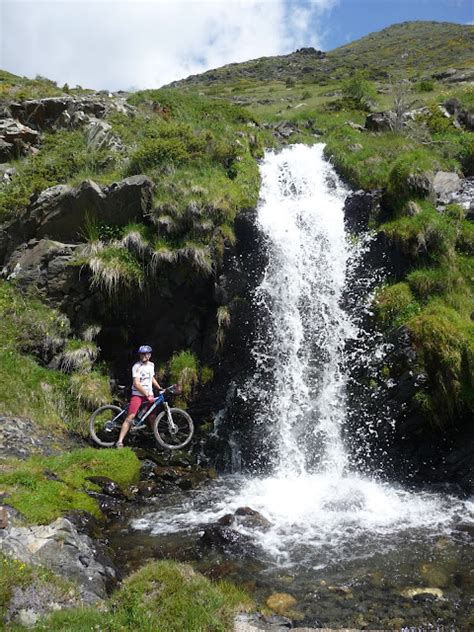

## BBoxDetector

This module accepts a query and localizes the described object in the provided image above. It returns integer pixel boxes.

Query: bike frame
[110,391,174,429]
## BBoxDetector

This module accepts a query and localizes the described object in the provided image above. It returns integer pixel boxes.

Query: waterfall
[251,144,352,476]
[129,145,473,607]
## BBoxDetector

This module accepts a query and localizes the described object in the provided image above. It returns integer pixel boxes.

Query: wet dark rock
[139,458,159,480]
[217,513,234,526]
[86,476,126,499]
[343,189,384,233]
[234,506,272,530]
[64,510,101,539]
[86,491,126,520]
[200,524,252,550]
[132,480,161,498]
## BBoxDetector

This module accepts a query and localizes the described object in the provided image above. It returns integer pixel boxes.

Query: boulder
[0,517,118,601]
[85,118,124,152]
[433,171,462,203]
[7,175,154,244]
[443,98,474,131]
[2,238,95,319]
[200,524,252,550]
[0,118,40,159]
[4,581,82,627]
[365,111,397,132]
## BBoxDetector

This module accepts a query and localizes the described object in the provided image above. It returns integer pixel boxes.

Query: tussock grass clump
[164,350,215,403]
[60,339,98,373]
[119,222,151,256]
[169,350,200,400]
[34,560,254,631]
[179,242,213,275]
[88,244,144,293]
[150,237,179,269]
[0,448,140,524]
[216,305,231,350]
[69,371,110,409]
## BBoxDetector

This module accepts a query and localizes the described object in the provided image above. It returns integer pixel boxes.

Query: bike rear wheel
[153,408,194,450]
[89,405,124,447]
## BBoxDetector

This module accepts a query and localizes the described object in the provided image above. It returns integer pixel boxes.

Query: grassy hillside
[168,21,473,88]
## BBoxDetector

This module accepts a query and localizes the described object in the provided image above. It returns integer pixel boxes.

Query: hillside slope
[168,21,473,88]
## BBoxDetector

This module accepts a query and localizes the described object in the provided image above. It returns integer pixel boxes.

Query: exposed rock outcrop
[0,175,154,264]
[0,416,84,460]
[0,516,118,601]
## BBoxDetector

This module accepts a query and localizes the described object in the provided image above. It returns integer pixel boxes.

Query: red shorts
[128,395,152,416]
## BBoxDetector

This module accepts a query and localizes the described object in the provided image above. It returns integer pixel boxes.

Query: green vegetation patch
[407,302,473,425]
[34,560,254,632]
[0,554,77,623]
[373,282,421,328]
[0,129,120,221]
[0,447,140,524]
[0,280,111,435]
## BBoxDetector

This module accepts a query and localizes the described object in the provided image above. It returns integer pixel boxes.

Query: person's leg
[117,396,143,446]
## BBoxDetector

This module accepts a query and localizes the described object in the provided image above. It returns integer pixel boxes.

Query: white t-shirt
[131,361,155,396]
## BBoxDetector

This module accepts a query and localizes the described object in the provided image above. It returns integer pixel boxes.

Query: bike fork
[164,402,178,433]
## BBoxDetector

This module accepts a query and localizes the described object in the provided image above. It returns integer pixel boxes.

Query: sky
[1,0,473,91]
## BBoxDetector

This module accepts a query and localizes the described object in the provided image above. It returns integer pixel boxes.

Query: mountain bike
[89,385,194,450]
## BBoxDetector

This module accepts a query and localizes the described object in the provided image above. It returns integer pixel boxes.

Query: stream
[109,145,474,630]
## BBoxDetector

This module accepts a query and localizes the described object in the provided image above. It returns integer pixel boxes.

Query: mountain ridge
[167,20,474,89]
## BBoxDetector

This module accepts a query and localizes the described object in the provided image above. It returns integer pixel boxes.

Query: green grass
[0,280,111,435]
[0,554,77,624]
[0,130,120,221]
[33,560,254,632]
[0,448,140,524]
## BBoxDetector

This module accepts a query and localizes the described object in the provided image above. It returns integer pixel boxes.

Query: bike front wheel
[89,405,124,447]
[153,408,194,450]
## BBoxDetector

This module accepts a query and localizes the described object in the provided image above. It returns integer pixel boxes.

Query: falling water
[252,144,352,476]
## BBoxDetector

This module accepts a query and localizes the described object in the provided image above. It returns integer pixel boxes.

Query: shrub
[418,80,435,92]
[128,137,191,174]
[341,71,376,111]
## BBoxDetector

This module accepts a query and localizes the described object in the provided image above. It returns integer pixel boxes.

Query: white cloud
[1,0,338,91]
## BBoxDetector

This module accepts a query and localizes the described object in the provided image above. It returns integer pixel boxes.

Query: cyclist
[116,345,162,448]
